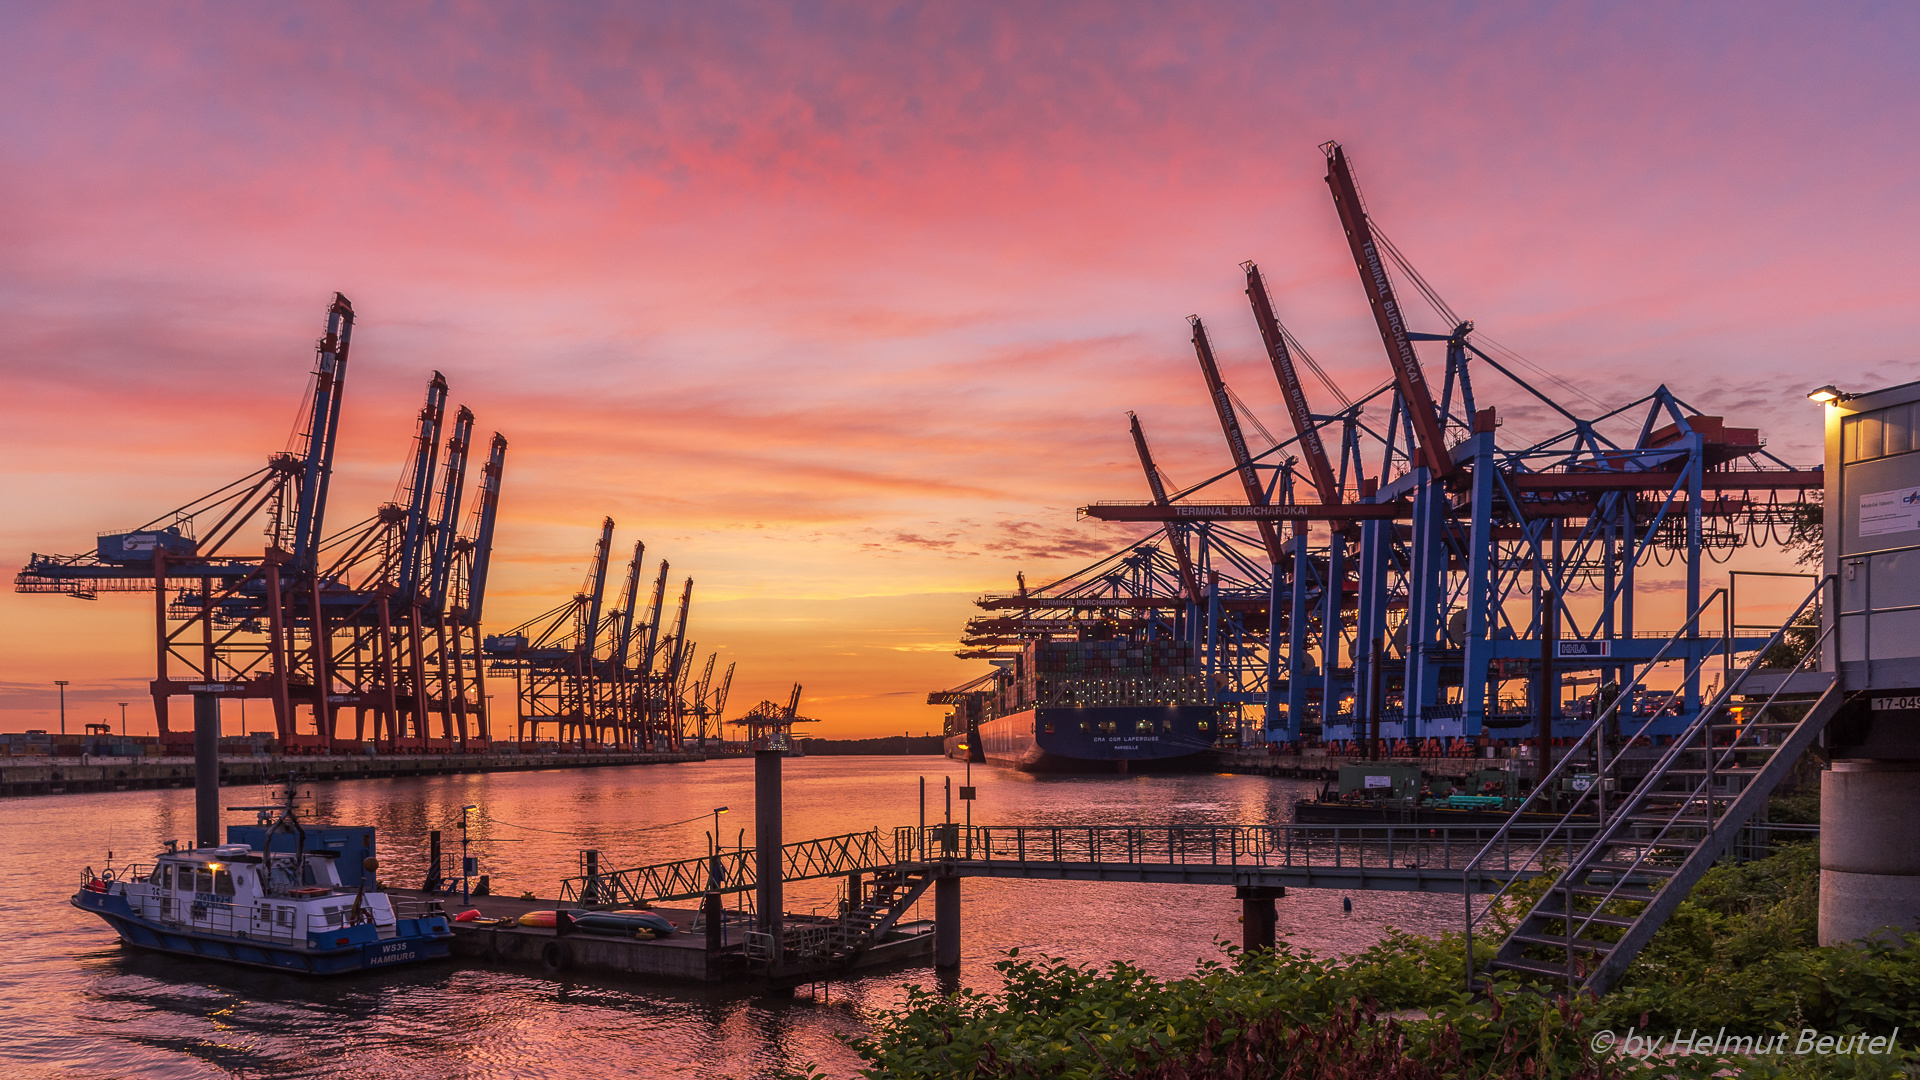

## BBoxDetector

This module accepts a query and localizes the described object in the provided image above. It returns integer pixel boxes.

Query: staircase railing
[1527,581,1835,991]
[1461,576,1829,988]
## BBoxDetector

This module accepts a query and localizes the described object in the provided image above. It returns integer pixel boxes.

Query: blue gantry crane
[942,142,1823,761]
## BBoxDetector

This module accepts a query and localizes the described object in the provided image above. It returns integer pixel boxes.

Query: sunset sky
[3,3,1915,738]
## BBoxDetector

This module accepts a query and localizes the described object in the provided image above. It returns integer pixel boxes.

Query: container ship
[934,638,1218,773]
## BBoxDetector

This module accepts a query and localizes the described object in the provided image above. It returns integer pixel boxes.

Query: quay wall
[0,750,705,798]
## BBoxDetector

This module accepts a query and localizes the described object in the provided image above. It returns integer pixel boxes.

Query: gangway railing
[558,829,893,906]
[900,823,1594,876]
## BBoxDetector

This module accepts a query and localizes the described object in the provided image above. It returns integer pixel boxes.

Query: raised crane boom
[1244,262,1341,504]
[579,517,615,659]
[714,662,736,724]
[425,405,474,616]
[640,560,669,676]
[458,432,506,627]
[1190,315,1285,563]
[1322,141,1453,479]
[1127,412,1203,604]
[291,293,355,570]
[396,373,449,602]
[611,540,645,666]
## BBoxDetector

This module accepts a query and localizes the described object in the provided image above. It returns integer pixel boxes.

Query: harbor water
[4,757,1470,1079]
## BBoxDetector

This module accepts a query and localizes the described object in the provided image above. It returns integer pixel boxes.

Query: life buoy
[540,939,572,973]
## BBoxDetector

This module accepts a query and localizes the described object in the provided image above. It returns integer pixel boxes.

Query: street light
[711,806,729,856]
[54,681,69,736]
[1807,385,1845,404]
[117,702,129,737]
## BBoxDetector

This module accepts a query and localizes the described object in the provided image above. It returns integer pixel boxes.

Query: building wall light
[1807,385,1845,403]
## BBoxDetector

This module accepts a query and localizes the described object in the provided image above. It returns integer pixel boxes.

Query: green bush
[850,842,1920,1078]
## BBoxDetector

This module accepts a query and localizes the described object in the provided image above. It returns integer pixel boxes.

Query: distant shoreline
[801,735,946,756]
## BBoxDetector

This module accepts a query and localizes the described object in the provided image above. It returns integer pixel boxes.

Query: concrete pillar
[1820,762,1920,945]
[1237,885,1283,952]
[194,693,220,849]
[754,748,783,963]
[934,875,961,968]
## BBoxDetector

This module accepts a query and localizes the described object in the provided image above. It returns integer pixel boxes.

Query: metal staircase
[1466,577,1837,996]
[824,867,933,967]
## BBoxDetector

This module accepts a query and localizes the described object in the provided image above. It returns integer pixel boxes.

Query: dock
[0,749,704,798]
[389,887,935,988]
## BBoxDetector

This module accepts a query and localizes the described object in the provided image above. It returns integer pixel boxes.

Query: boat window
[302,861,317,886]
[214,869,235,896]
[1196,720,1210,731]
[195,869,214,895]
[276,906,294,927]
[151,865,169,888]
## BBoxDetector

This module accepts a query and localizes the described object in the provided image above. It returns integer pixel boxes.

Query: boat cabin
[119,843,398,946]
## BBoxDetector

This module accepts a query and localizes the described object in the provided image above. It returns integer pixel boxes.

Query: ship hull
[946,706,1215,773]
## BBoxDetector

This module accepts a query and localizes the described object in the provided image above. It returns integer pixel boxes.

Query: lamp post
[955,741,975,857]
[711,806,729,857]
[54,681,69,736]
[117,702,129,737]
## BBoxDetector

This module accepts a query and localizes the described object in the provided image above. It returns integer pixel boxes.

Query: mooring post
[193,692,220,848]
[704,849,724,960]
[425,830,443,891]
[1236,885,1284,952]
[934,874,961,968]
[754,745,783,965]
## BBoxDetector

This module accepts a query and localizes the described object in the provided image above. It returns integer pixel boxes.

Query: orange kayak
[517,910,558,928]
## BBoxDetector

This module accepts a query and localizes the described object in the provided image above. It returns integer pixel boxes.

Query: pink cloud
[1,2,1914,733]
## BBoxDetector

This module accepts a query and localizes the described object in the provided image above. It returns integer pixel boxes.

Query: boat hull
[72,889,453,975]
[1291,799,1597,828]
[947,706,1216,773]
